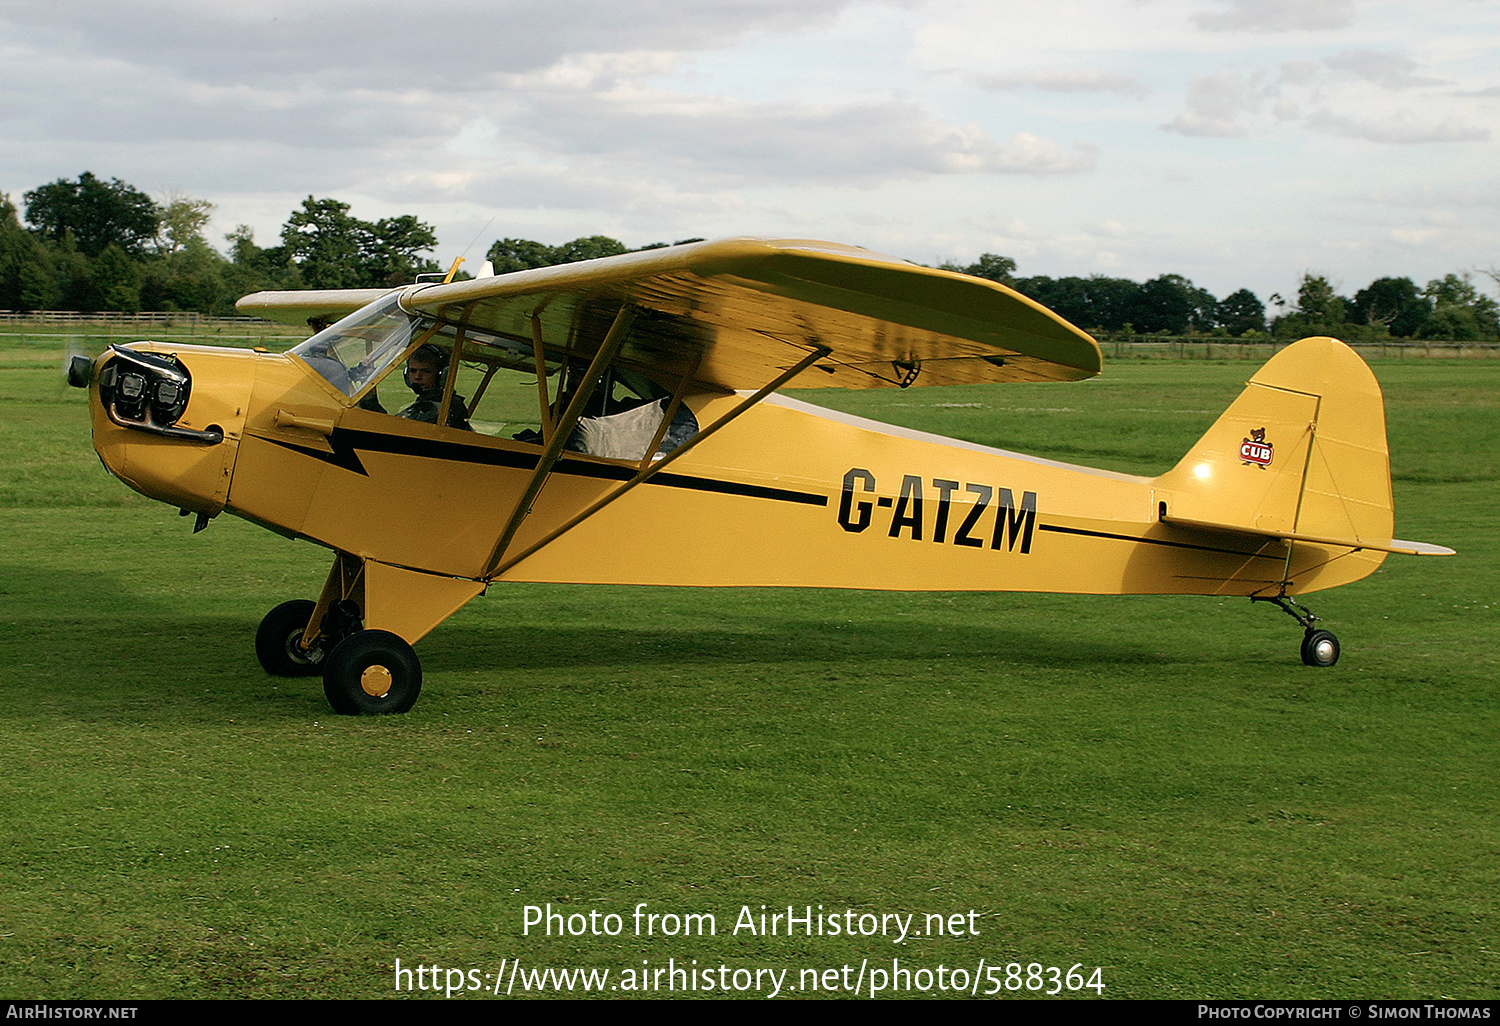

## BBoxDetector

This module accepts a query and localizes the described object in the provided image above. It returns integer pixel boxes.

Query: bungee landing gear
[255,597,423,714]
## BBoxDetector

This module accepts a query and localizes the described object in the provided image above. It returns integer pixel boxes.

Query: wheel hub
[361,664,393,697]
[285,630,318,666]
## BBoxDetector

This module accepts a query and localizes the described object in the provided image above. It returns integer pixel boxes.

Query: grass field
[0,334,1495,1000]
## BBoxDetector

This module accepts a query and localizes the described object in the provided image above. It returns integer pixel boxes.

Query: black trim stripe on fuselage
[1038,523,1284,560]
[255,427,829,507]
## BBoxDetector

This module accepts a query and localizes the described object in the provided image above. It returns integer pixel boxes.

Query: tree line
[940,255,1500,342]
[2,171,1496,341]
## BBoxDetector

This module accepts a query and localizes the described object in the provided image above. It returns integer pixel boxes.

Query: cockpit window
[287,292,700,459]
[290,292,418,398]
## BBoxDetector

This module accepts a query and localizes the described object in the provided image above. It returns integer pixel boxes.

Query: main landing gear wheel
[255,600,325,677]
[322,630,422,715]
[1301,629,1340,668]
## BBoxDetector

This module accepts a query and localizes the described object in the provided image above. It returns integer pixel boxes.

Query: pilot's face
[408,357,439,392]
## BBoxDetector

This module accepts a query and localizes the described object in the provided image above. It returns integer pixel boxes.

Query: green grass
[0,340,1496,999]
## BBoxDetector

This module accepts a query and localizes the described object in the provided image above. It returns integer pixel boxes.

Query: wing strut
[436,322,468,428]
[530,313,554,442]
[487,344,833,581]
[483,304,638,575]
[639,351,704,473]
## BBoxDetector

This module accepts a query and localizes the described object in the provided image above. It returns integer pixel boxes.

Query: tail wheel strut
[1252,594,1341,668]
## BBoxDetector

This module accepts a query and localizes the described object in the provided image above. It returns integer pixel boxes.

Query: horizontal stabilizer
[1163,514,1455,556]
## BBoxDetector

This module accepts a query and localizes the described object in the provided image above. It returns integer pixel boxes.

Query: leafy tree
[942,253,1017,285]
[1127,274,1214,334]
[223,224,300,295]
[1273,274,1349,339]
[486,234,631,273]
[23,172,160,257]
[95,244,142,313]
[51,245,102,311]
[0,194,40,310]
[1014,275,1139,332]
[155,192,215,256]
[19,259,60,311]
[554,235,629,264]
[281,197,439,289]
[1416,273,1499,340]
[282,198,365,288]
[363,214,441,286]
[1216,289,1266,336]
[1416,305,1487,340]
[225,224,263,266]
[141,237,233,313]
[1297,274,1347,326]
[487,237,557,273]
[1351,277,1429,337]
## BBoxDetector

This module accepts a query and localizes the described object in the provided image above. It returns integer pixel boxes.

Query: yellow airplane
[68,238,1452,714]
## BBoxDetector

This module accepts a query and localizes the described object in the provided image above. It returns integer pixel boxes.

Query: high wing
[238,237,1100,391]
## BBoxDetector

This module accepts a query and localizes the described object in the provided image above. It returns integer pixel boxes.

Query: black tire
[255,600,324,677]
[1301,629,1340,668]
[322,630,422,715]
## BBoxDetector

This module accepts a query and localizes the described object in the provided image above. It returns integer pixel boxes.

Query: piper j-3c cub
[70,238,1453,714]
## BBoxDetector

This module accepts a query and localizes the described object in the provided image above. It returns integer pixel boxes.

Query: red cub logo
[1240,427,1273,468]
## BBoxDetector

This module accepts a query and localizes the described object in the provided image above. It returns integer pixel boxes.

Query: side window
[332,311,702,461]
[556,362,699,462]
[384,342,472,430]
[450,357,550,440]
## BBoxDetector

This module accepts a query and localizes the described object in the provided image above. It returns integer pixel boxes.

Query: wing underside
[239,238,1101,392]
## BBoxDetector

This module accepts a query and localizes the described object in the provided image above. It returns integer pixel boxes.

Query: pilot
[396,343,472,430]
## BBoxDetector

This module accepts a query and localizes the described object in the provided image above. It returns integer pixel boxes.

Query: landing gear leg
[255,600,324,677]
[1252,594,1341,668]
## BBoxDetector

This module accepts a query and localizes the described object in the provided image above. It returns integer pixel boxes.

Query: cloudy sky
[2,0,1497,301]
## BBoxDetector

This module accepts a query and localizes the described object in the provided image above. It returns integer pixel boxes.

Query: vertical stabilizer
[1153,337,1395,592]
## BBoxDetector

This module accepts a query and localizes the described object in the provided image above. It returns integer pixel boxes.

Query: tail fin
[1152,337,1438,593]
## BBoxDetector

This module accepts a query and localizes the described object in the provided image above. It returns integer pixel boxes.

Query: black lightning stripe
[255,428,829,507]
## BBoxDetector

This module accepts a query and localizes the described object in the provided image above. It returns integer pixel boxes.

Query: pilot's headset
[403,343,449,391]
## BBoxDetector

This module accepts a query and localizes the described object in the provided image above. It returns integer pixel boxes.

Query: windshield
[290,291,421,397]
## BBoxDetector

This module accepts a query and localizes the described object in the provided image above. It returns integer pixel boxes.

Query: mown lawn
[1,337,1494,999]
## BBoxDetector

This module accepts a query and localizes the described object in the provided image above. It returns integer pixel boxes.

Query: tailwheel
[1300,629,1340,668]
[1253,594,1343,668]
[255,600,324,677]
[322,630,422,715]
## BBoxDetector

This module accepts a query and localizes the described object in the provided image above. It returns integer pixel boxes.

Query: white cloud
[1194,0,1356,32]
[971,69,1149,98]
[1,0,861,85]
[500,87,1097,182]
[1163,72,1268,137]
[1306,108,1490,143]
[1322,50,1445,89]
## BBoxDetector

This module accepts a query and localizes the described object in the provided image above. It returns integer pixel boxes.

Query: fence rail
[0,310,273,326]
[2,312,1497,358]
[0,310,303,347]
[1088,336,1500,360]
